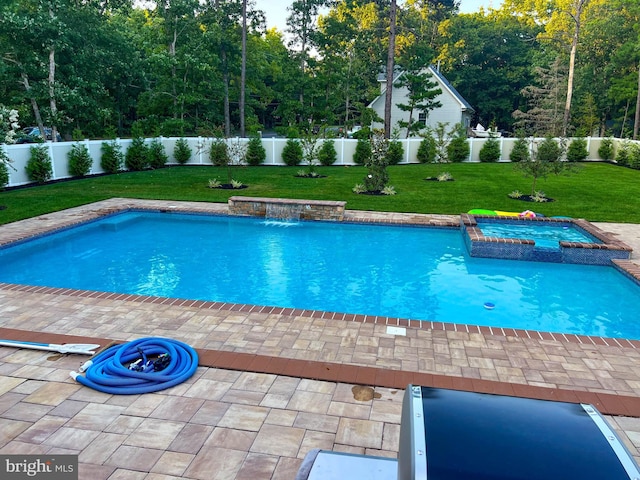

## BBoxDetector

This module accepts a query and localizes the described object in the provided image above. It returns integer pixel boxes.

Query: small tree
[26,145,53,184]
[173,138,192,165]
[300,133,320,176]
[68,143,93,177]
[225,137,247,186]
[446,124,470,163]
[566,138,588,162]
[245,136,266,166]
[147,138,168,169]
[597,137,614,161]
[100,140,124,174]
[362,130,391,192]
[416,134,436,163]
[317,139,337,166]
[515,137,577,195]
[432,122,451,163]
[282,138,303,166]
[478,136,501,162]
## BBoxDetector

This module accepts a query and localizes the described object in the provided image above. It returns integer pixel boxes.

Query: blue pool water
[1,211,640,339]
[477,221,598,249]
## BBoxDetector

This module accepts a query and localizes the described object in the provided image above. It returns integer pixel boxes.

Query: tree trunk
[634,63,640,140]
[562,0,588,137]
[48,47,59,142]
[240,0,247,137]
[222,47,231,137]
[20,72,45,134]
[384,0,397,139]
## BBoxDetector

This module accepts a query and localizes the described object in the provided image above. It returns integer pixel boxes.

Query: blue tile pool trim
[461,214,633,265]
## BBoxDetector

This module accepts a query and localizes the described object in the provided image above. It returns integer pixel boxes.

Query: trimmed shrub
[509,136,530,163]
[209,138,230,166]
[173,138,192,165]
[623,143,640,169]
[536,137,562,163]
[0,147,9,188]
[0,161,8,189]
[317,139,337,166]
[125,137,149,171]
[386,139,404,165]
[353,136,372,165]
[566,138,588,162]
[147,138,168,169]
[478,137,501,162]
[282,138,303,166]
[446,126,470,163]
[245,136,266,166]
[100,140,124,174]
[615,141,631,166]
[416,135,436,163]
[68,143,93,177]
[26,144,52,184]
[598,137,614,161]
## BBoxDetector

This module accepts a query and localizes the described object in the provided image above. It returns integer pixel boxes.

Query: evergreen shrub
[26,145,52,183]
[100,140,124,174]
[246,136,266,166]
[478,137,501,162]
[566,138,588,162]
[147,138,168,169]
[173,138,192,165]
[68,143,93,177]
[282,138,303,166]
[317,139,337,166]
[416,135,436,163]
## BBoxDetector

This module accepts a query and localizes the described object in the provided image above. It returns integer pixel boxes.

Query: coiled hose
[70,337,199,395]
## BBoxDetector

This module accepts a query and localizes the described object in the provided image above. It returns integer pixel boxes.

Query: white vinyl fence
[0,136,626,188]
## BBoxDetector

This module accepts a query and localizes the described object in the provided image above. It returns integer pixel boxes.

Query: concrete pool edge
[1,325,638,418]
[2,280,640,349]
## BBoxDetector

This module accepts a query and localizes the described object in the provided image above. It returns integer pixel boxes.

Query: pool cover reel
[70,337,199,394]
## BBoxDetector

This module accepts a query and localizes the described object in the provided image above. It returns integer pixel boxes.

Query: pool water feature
[1,210,640,340]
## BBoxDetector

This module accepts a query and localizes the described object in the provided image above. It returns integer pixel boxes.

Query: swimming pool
[1,210,640,339]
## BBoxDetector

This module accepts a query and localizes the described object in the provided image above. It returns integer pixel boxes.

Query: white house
[368,65,475,138]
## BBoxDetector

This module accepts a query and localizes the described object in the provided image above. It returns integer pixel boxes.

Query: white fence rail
[1,136,623,188]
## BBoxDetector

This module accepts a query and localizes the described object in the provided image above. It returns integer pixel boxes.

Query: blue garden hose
[70,337,199,395]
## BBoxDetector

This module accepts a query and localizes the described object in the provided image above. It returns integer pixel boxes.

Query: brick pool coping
[1,280,639,349]
[2,325,639,417]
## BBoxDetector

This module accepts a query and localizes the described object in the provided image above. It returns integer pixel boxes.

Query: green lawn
[2,162,640,225]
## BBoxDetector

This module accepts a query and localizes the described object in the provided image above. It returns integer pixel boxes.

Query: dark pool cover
[420,387,635,480]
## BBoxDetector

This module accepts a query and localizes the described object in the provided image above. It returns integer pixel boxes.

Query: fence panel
[1,136,629,188]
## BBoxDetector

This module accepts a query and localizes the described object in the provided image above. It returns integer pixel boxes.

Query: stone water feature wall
[228,196,347,221]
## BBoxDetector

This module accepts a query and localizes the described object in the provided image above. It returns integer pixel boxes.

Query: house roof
[369,65,475,113]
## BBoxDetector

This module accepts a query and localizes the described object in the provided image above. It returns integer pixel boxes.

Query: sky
[260,1,504,31]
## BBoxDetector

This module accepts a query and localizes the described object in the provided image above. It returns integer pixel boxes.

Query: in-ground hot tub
[461,214,632,264]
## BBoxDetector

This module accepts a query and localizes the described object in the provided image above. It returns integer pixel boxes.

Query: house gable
[368,66,475,137]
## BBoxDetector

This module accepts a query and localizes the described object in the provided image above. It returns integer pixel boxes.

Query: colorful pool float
[468,209,545,218]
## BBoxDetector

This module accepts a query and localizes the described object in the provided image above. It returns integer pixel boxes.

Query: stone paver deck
[2,198,640,479]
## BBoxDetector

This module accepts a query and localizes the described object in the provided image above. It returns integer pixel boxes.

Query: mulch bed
[208,184,248,190]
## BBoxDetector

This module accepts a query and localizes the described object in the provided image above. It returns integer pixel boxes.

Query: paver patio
[2,198,640,478]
